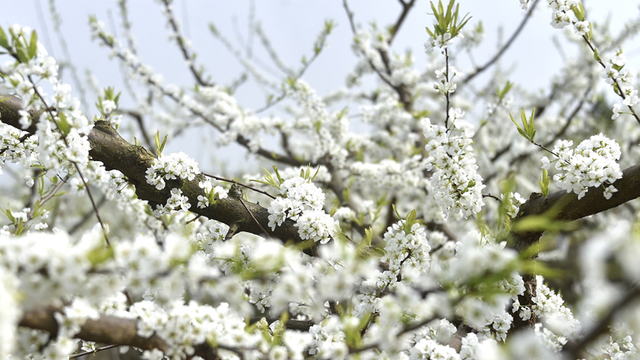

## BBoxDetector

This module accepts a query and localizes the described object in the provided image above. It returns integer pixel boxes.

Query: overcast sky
[2,0,640,173]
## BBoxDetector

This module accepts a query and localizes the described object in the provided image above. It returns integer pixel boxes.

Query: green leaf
[342,186,351,203]
[154,131,168,157]
[392,203,402,220]
[364,227,373,247]
[272,166,284,184]
[403,209,417,234]
[28,30,38,60]
[539,169,550,198]
[512,214,576,233]
[87,246,114,266]
[509,113,524,134]
[570,3,585,21]
[3,205,15,223]
[497,81,513,100]
[0,26,9,49]
[330,204,339,217]
[58,111,71,136]
[15,44,28,63]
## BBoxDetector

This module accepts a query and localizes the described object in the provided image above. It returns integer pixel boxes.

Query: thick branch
[19,305,168,351]
[0,96,305,246]
[512,164,640,252]
[509,165,640,332]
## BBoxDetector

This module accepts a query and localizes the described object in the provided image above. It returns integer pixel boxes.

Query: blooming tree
[2,0,640,359]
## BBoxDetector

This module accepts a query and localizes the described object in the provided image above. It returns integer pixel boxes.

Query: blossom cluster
[0,124,38,174]
[546,0,590,35]
[285,80,349,167]
[541,134,622,199]
[196,179,228,209]
[152,188,191,217]
[145,151,200,190]
[423,114,485,218]
[351,28,420,88]
[424,32,460,53]
[267,176,339,244]
[605,52,639,118]
[434,66,463,96]
[0,25,93,173]
[381,220,431,276]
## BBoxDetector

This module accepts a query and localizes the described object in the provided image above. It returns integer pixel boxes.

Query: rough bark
[0,95,306,247]
[19,305,169,352]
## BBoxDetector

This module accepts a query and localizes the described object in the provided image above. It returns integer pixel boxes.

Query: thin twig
[462,0,539,85]
[69,344,119,359]
[203,172,276,199]
[342,0,408,106]
[238,196,271,238]
[388,0,416,45]
[68,195,108,235]
[96,32,302,167]
[564,285,640,359]
[160,0,210,86]
[27,75,111,246]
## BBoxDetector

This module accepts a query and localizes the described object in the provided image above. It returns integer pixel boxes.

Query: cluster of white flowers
[286,80,349,167]
[604,52,640,118]
[381,220,431,276]
[434,66,463,96]
[0,25,93,173]
[145,151,200,190]
[541,134,622,199]
[152,188,191,217]
[54,298,100,338]
[133,300,259,357]
[353,93,422,164]
[196,179,228,209]
[351,156,424,189]
[509,276,581,351]
[546,0,590,34]
[0,124,38,174]
[423,114,485,218]
[308,317,349,359]
[424,32,460,53]
[267,176,338,244]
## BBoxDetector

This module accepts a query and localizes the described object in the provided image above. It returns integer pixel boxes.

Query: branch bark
[512,163,640,252]
[0,95,307,249]
[19,306,169,352]
[19,305,220,360]
[509,164,640,331]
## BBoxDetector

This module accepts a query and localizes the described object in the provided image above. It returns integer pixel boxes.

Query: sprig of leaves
[154,131,168,158]
[510,108,536,142]
[426,0,472,39]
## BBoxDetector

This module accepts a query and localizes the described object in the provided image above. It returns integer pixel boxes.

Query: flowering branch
[159,0,211,87]
[512,163,640,252]
[19,305,169,352]
[0,95,306,245]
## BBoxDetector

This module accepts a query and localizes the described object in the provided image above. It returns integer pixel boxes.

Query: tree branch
[461,0,539,85]
[0,96,307,248]
[19,305,169,352]
[512,163,640,252]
